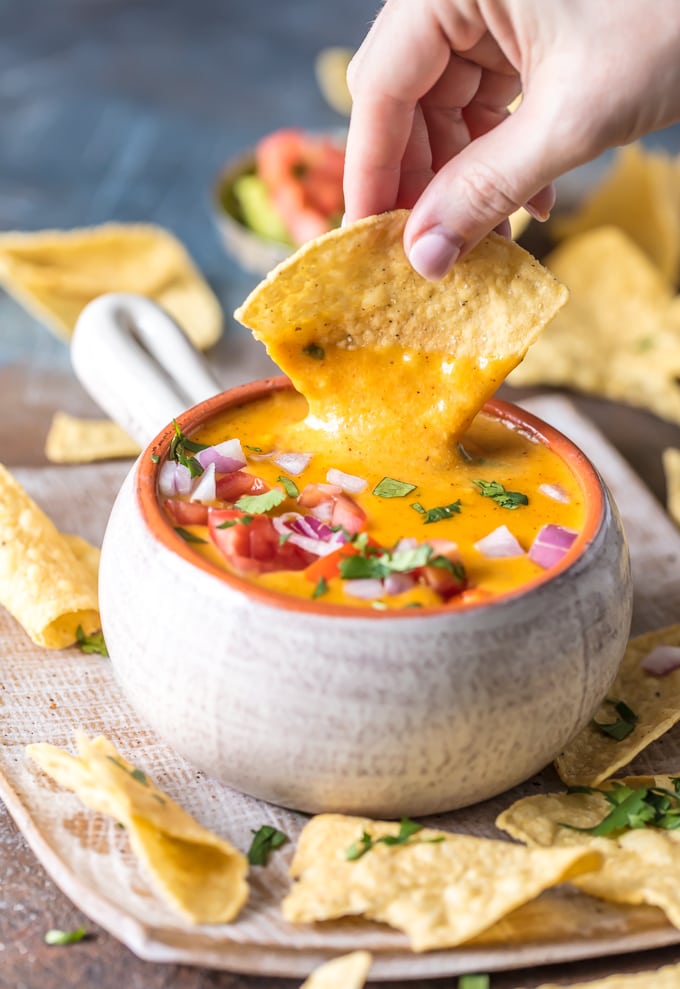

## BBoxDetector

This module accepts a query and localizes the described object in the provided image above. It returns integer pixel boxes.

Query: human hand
[343,0,680,279]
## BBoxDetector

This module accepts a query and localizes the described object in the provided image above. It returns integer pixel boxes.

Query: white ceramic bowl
[73,295,633,818]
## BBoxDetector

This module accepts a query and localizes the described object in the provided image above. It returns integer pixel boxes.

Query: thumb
[404,101,574,280]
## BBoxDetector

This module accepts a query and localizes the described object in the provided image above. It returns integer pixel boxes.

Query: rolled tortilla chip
[0,463,100,647]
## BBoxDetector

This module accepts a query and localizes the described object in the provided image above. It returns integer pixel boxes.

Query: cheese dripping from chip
[235,210,568,467]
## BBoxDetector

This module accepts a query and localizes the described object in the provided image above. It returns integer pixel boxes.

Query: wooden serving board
[3,396,680,981]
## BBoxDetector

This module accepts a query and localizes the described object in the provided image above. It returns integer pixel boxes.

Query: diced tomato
[297,484,366,535]
[164,498,209,526]
[303,543,361,583]
[331,493,366,535]
[298,482,342,508]
[216,470,268,503]
[208,509,313,575]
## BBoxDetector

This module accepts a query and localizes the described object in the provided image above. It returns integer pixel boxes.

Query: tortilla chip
[509,207,531,240]
[663,448,680,527]
[555,625,680,787]
[532,961,680,989]
[281,813,600,951]
[27,732,248,924]
[235,210,568,462]
[497,774,680,926]
[553,144,680,284]
[300,951,372,989]
[509,227,680,424]
[0,224,223,349]
[0,463,100,647]
[45,412,140,463]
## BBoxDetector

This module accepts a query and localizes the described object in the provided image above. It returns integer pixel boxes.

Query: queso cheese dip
[158,388,585,611]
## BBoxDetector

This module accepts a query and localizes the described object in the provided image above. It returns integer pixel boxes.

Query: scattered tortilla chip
[0,463,100,647]
[27,732,248,924]
[0,224,223,349]
[497,774,680,926]
[282,813,600,951]
[553,144,680,284]
[509,226,680,425]
[531,961,680,989]
[45,412,140,463]
[315,47,353,116]
[663,448,680,527]
[235,210,568,463]
[555,624,680,787]
[300,951,372,989]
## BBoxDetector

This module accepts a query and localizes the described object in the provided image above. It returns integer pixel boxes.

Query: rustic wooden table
[3,1,680,986]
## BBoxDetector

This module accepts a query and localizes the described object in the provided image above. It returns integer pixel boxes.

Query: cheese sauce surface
[161,389,586,610]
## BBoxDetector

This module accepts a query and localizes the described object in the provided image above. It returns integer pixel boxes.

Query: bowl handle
[71,293,222,446]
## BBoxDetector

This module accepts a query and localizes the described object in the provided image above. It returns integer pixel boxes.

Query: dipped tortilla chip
[0,223,223,349]
[0,464,100,647]
[300,951,372,989]
[531,961,680,989]
[282,813,600,951]
[509,227,680,424]
[27,732,248,924]
[553,144,680,284]
[45,412,140,463]
[663,448,680,527]
[235,210,568,464]
[555,625,680,787]
[497,774,680,927]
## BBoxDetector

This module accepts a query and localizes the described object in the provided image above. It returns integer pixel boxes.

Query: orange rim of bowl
[136,376,605,619]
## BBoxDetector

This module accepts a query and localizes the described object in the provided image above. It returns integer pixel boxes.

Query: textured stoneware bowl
[97,375,633,818]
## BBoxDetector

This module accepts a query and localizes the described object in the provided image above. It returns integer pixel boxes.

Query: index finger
[343,1,485,220]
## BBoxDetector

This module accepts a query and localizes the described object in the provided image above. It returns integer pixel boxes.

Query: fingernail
[524,202,551,222]
[408,227,461,280]
[340,213,348,228]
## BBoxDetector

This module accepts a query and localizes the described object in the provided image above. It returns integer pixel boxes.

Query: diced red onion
[641,645,680,677]
[272,513,346,557]
[424,538,459,556]
[247,450,273,462]
[474,525,524,558]
[528,524,578,569]
[190,462,216,503]
[158,460,192,497]
[343,578,384,600]
[384,573,416,596]
[539,482,571,504]
[272,452,312,476]
[394,537,419,553]
[309,501,334,523]
[196,438,246,474]
[292,515,335,541]
[326,467,368,494]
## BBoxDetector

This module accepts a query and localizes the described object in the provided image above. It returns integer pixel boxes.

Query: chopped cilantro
[169,420,206,477]
[76,625,108,657]
[174,526,208,544]
[150,454,160,464]
[592,698,639,741]
[302,343,325,360]
[277,475,299,498]
[473,479,528,509]
[278,532,292,545]
[410,499,462,524]
[346,818,425,860]
[373,477,417,498]
[339,542,464,584]
[235,488,286,514]
[247,825,288,865]
[312,576,329,599]
[561,778,680,836]
[44,926,88,946]
[217,515,254,529]
[245,444,263,453]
